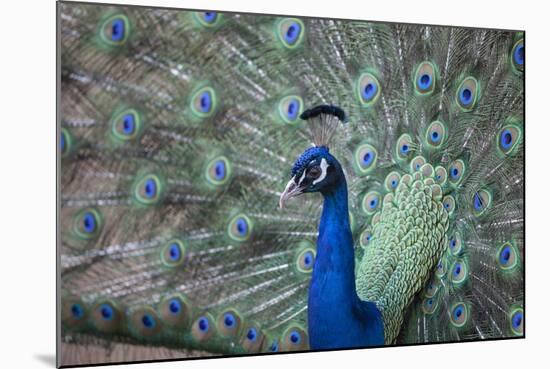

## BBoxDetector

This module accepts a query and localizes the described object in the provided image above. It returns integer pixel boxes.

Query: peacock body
[59,2,524,365]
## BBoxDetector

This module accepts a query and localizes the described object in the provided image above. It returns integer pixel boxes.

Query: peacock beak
[279,177,304,209]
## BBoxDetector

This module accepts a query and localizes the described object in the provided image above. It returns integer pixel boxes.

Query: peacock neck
[312,176,360,309]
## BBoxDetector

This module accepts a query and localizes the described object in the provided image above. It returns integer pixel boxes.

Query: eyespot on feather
[414,61,437,95]
[128,306,162,337]
[357,72,381,106]
[227,214,253,242]
[456,77,479,110]
[159,293,191,328]
[99,14,130,46]
[278,95,303,124]
[133,173,164,205]
[396,134,415,161]
[497,123,523,156]
[190,86,217,117]
[205,156,232,186]
[362,191,381,215]
[471,188,492,217]
[353,143,378,175]
[511,39,524,72]
[449,302,469,328]
[111,109,142,141]
[191,313,215,342]
[509,307,524,336]
[91,300,123,333]
[160,239,187,268]
[277,18,304,48]
[217,309,242,337]
[73,208,103,240]
[194,11,221,26]
[281,325,308,351]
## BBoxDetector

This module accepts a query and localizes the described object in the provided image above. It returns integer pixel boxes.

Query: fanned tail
[59,2,524,364]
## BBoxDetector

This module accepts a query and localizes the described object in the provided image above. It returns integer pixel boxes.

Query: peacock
[58,2,524,366]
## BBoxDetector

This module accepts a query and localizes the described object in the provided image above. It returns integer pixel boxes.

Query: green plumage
[59,2,524,365]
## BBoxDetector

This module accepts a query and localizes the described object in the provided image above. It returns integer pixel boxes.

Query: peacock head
[279,105,347,208]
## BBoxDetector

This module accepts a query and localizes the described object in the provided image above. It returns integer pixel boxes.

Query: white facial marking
[313,158,329,185]
[297,169,307,186]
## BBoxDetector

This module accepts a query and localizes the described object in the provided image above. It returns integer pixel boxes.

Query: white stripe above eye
[297,169,307,186]
[313,158,329,185]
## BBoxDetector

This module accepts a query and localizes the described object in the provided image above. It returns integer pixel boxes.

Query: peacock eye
[307,166,321,179]
[511,39,524,72]
[191,86,217,117]
[112,109,142,141]
[509,307,524,336]
[414,61,437,95]
[277,18,305,48]
[456,77,479,110]
[100,14,130,46]
[450,302,469,328]
[194,11,221,27]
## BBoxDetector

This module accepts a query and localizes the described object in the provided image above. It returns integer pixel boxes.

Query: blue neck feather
[308,169,384,349]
